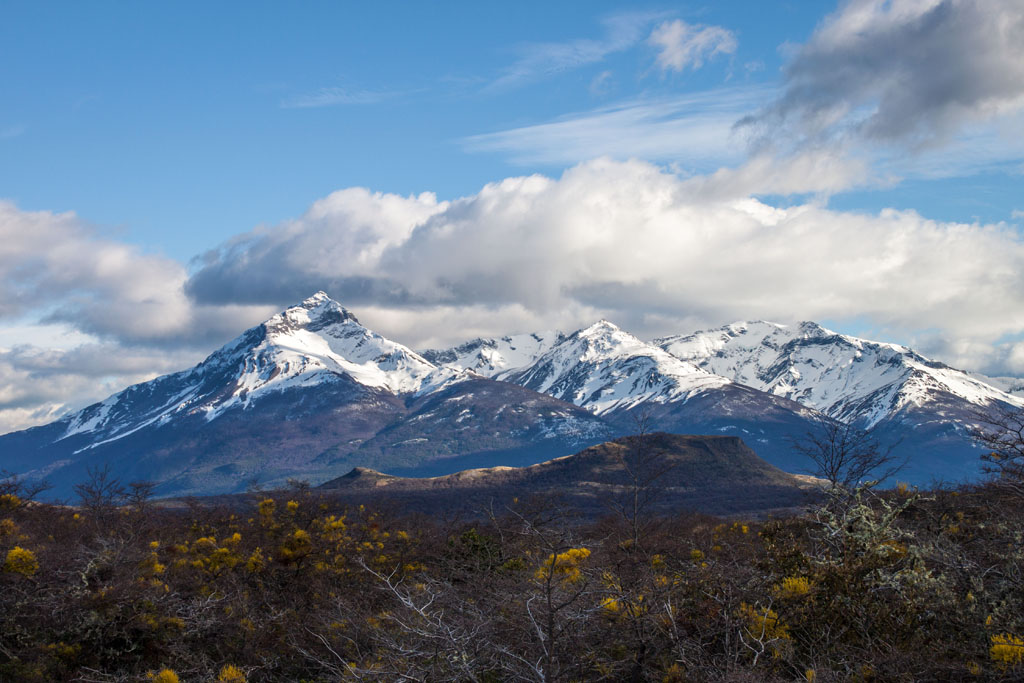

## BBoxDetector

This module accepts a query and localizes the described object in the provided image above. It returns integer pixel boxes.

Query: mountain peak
[577,319,626,339]
[269,292,359,333]
[795,320,832,338]
[302,290,333,306]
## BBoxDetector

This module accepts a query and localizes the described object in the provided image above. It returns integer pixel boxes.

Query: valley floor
[2,477,1024,681]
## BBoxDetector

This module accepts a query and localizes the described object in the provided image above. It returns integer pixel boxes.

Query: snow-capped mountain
[58,292,456,448]
[478,321,830,474]
[656,320,1024,428]
[656,320,1024,482]
[0,294,613,498]
[6,296,1021,498]
[505,320,730,414]
[421,331,565,379]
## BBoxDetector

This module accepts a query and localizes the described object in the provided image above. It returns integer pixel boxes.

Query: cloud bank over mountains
[3,154,1023,435]
[2,0,1024,433]
[187,158,1024,352]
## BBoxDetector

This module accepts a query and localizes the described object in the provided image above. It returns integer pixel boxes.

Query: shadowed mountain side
[317,433,823,517]
[600,384,829,476]
[340,378,615,475]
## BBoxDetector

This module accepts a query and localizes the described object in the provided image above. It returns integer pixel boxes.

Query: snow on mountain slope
[972,373,1024,399]
[421,331,565,379]
[657,321,1024,428]
[57,292,460,448]
[215,291,448,406]
[507,320,730,415]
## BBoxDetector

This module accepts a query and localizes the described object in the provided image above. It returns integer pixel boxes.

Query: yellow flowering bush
[0,518,17,537]
[278,528,313,564]
[535,547,590,585]
[217,663,247,682]
[257,498,276,526]
[3,545,39,577]
[990,633,1024,670]
[773,576,812,600]
[738,602,790,642]
[246,548,265,573]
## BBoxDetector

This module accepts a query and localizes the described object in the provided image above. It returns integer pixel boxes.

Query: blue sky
[0,1,822,258]
[1,0,1023,432]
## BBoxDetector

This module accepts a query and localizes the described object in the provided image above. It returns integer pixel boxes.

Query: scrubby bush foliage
[2,471,1024,681]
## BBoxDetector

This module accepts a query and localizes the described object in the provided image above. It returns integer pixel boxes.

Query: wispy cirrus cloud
[280,86,398,109]
[486,11,667,91]
[470,0,1024,195]
[648,19,737,73]
[0,124,26,140]
[463,86,771,168]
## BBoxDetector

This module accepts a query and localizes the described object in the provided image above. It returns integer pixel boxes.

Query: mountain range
[2,292,1021,498]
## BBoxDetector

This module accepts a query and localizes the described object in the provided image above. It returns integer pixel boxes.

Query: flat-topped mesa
[337,466,393,481]
[315,433,820,516]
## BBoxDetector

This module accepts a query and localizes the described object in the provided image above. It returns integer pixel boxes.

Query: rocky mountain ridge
[2,294,1020,497]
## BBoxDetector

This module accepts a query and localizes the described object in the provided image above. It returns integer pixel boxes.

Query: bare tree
[970,406,1024,498]
[790,418,903,495]
[73,463,127,514]
[0,469,51,505]
[607,411,676,551]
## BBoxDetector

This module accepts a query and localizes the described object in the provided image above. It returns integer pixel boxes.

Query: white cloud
[0,200,273,346]
[1013,209,1024,220]
[187,187,447,307]
[915,335,1024,379]
[589,70,614,96]
[681,147,874,199]
[648,19,737,72]
[189,158,1024,367]
[0,343,204,434]
[281,87,396,109]
[487,12,666,90]
[463,87,769,168]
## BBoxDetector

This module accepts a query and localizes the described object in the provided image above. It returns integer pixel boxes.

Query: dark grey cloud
[741,0,1024,149]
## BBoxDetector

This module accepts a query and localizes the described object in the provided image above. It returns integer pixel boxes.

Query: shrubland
[2,467,1024,681]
